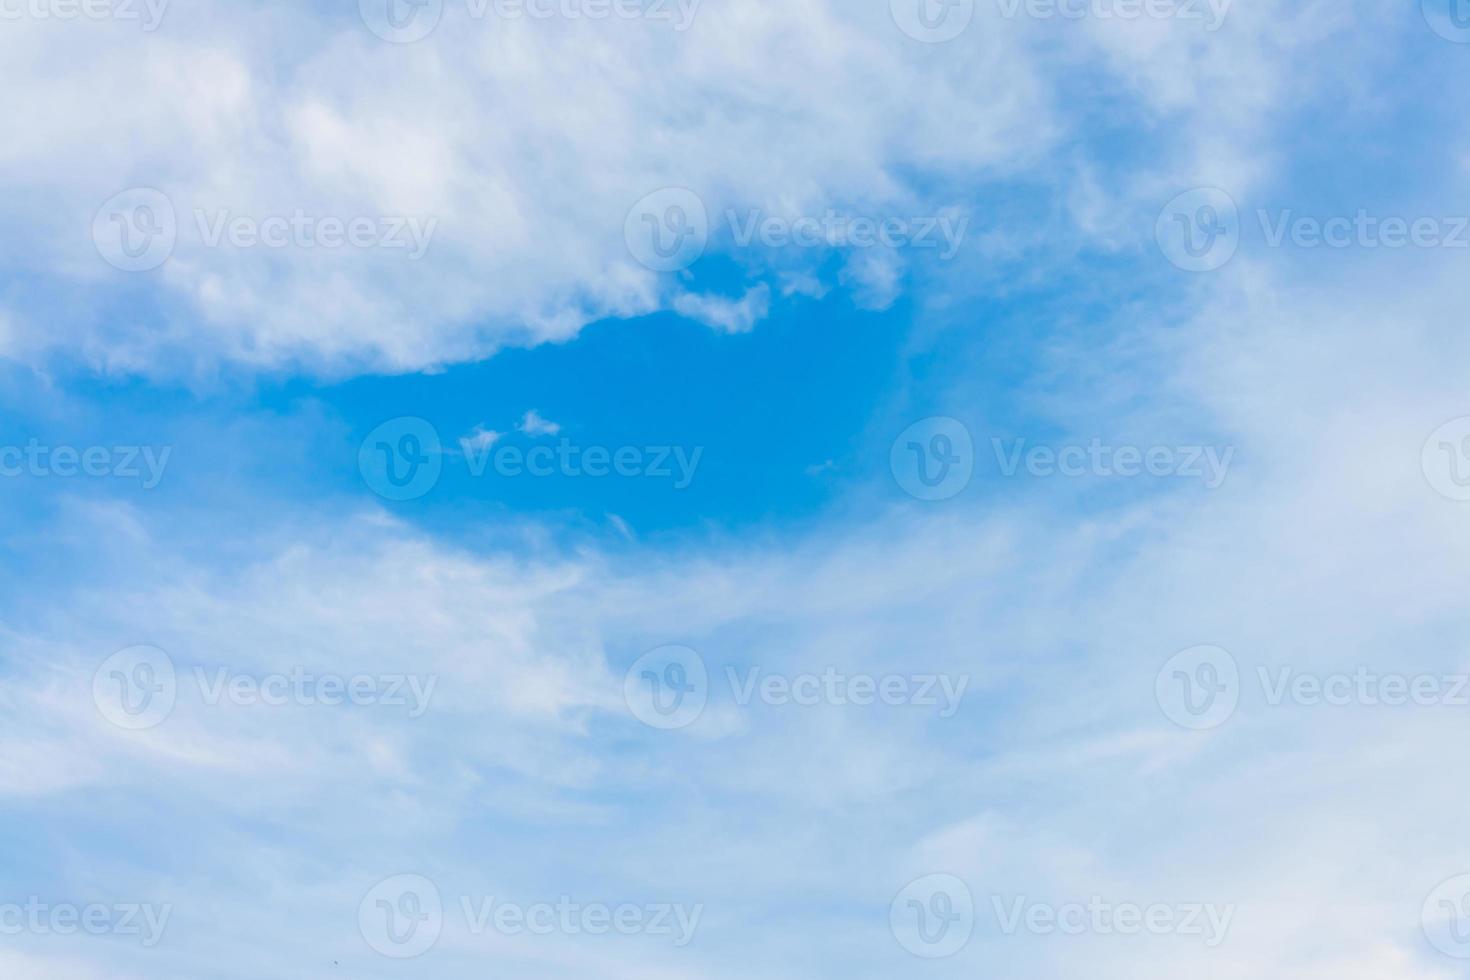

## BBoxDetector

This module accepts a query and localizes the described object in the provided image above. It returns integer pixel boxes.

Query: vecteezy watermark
[1157,646,1470,730]
[891,421,1232,499]
[1424,874,1470,958]
[1256,210,1470,251]
[726,210,969,260]
[461,437,702,489]
[623,189,971,272]
[1159,188,1470,272]
[0,441,171,488]
[93,188,437,272]
[1258,667,1470,708]
[1422,417,1470,502]
[1156,187,1240,272]
[0,899,172,947]
[191,666,437,717]
[990,896,1235,946]
[992,438,1236,488]
[460,897,702,946]
[359,0,701,43]
[360,875,443,959]
[623,645,710,730]
[623,646,970,730]
[92,646,438,730]
[358,875,702,958]
[92,188,176,272]
[889,0,975,42]
[728,667,969,718]
[359,418,444,502]
[891,417,975,502]
[193,210,436,258]
[0,0,169,30]
[625,188,709,273]
[92,646,178,731]
[996,0,1231,30]
[1423,0,1470,43]
[891,875,975,958]
[892,879,1232,958]
[1156,645,1241,730]
[358,417,704,501]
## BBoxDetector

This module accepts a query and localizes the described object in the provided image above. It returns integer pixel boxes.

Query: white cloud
[606,512,636,542]
[6,291,1470,977]
[459,424,504,454]
[0,0,1384,376]
[0,2,1055,374]
[670,285,771,334]
[1,5,1464,978]
[519,409,562,436]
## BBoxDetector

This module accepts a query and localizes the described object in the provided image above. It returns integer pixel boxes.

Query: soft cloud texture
[0,0,1408,376]
[6,222,1470,974]
[2,1,1468,978]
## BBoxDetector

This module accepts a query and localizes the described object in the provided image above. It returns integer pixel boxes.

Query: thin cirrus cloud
[5,314,1470,978]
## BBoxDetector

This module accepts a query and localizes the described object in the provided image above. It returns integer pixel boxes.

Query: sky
[3,0,1470,978]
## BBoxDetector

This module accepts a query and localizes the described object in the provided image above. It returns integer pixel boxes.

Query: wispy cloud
[518,410,562,437]
[458,424,503,455]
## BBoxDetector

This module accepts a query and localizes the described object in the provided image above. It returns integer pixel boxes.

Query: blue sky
[4,2,1470,979]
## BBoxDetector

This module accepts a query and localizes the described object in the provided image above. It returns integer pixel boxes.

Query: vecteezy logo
[890,874,974,958]
[360,0,444,42]
[359,874,443,958]
[1156,645,1240,730]
[1423,874,1470,958]
[93,645,178,731]
[624,188,709,273]
[890,417,974,501]
[890,0,975,42]
[1423,0,1470,42]
[1422,417,1470,501]
[358,418,443,501]
[623,645,708,730]
[93,188,177,272]
[1156,187,1240,273]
